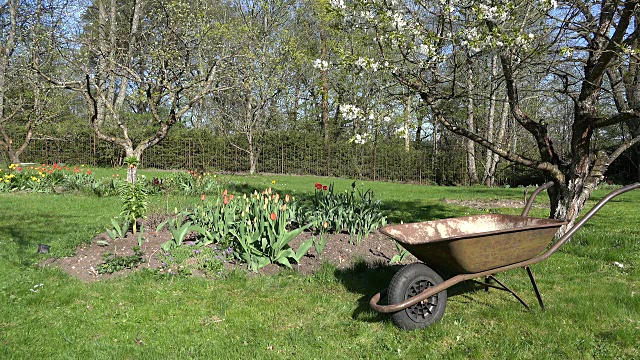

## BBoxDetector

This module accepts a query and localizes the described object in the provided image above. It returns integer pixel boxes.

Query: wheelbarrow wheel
[388,263,447,330]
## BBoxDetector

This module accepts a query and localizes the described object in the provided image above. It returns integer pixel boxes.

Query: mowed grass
[1,173,639,359]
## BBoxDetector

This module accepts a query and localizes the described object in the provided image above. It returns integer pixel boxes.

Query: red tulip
[200,194,206,201]
[270,212,277,221]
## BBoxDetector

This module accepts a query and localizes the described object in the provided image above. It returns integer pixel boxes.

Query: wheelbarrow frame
[370,182,640,327]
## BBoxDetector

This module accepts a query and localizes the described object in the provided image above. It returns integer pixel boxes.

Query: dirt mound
[40,218,414,282]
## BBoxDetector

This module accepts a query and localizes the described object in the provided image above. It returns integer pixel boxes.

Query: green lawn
[1,174,639,359]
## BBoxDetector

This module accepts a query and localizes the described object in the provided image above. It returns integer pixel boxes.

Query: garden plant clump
[0,163,234,198]
[0,163,94,193]
[299,181,388,248]
[156,243,234,277]
[96,246,145,274]
[157,182,389,272]
[171,187,312,271]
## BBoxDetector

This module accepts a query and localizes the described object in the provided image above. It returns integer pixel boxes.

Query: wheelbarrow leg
[525,266,545,310]
[484,275,530,310]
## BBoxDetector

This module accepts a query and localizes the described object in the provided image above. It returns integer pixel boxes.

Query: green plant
[184,194,238,249]
[156,212,207,252]
[167,171,223,196]
[117,181,148,234]
[235,189,313,270]
[312,234,328,257]
[106,217,130,240]
[389,241,410,264]
[92,177,122,196]
[299,181,387,244]
[62,173,96,192]
[96,247,145,274]
[137,224,145,247]
[158,244,233,277]
[186,188,313,271]
[123,156,140,167]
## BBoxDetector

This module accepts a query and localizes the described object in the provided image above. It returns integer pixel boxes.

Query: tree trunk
[488,100,510,186]
[320,28,329,145]
[465,61,478,184]
[248,133,257,174]
[5,142,20,164]
[483,55,499,186]
[404,91,411,152]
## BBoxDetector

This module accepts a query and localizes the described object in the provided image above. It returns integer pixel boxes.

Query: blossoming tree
[332,0,640,232]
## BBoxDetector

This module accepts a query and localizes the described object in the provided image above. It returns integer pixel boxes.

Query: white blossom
[330,0,346,9]
[340,104,365,121]
[418,43,436,57]
[396,126,408,138]
[352,133,371,145]
[540,0,558,11]
[391,12,406,29]
[312,58,329,71]
[477,4,508,23]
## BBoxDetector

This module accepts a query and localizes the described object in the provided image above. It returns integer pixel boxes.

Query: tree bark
[320,28,329,145]
[465,61,478,184]
[483,55,499,186]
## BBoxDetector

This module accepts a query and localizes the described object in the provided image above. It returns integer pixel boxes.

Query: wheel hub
[405,278,438,321]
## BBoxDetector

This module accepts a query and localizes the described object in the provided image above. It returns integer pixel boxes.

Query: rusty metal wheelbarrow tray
[370,182,640,330]
[380,214,567,273]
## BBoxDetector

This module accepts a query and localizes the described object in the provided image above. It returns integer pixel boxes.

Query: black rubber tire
[388,263,447,330]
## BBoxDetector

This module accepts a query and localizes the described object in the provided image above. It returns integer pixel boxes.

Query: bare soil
[40,214,416,282]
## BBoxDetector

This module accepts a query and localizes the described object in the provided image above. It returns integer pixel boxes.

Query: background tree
[0,0,64,163]
[40,0,234,161]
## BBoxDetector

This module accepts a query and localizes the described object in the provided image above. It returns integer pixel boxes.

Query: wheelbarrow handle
[521,182,555,217]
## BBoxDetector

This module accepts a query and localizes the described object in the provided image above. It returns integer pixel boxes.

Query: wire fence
[5,132,532,185]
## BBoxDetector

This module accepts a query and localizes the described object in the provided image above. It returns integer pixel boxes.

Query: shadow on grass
[0,213,63,268]
[0,210,95,269]
[381,200,464,224]
[332,260,487,325]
